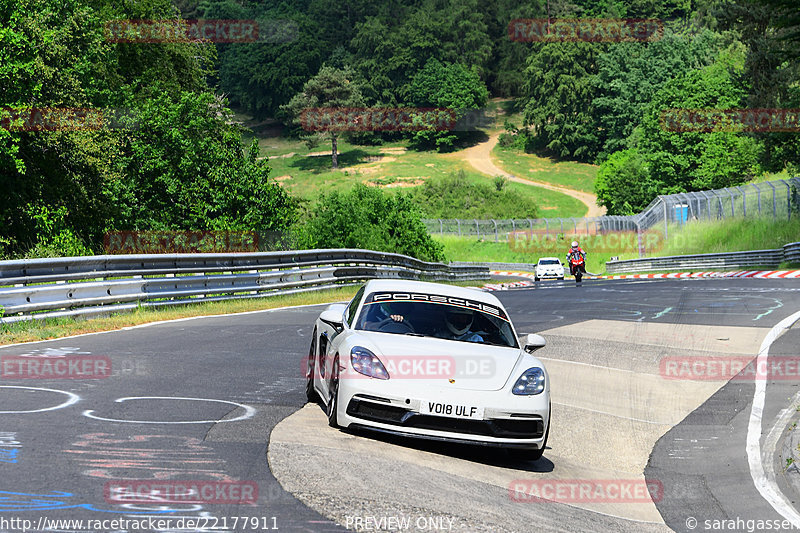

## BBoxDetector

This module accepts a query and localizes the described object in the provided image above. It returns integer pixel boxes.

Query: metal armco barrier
[0,250,488,324]
[606,242,800,273]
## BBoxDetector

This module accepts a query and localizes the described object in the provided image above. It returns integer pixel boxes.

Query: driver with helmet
[440,307,483,343]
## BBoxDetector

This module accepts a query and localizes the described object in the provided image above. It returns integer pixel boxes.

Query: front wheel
[534,276,539,282]
[305,328,318,402]
[575,270,582,283]
[327,356,340,427]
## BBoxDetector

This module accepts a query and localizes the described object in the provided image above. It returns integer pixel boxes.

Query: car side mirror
[320,309,344,333]
[523,333,546,354]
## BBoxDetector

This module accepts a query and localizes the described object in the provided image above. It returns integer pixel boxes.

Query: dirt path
[460,132,606,218]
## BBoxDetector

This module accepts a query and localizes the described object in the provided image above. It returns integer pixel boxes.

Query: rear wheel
[305,328,318,402]
[534,276,539,282]
[327,356,340,427]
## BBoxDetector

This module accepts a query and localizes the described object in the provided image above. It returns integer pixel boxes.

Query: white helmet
[571,241,579,249]
[445,307,473,336]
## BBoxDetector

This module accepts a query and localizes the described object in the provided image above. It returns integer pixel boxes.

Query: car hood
[348,331,525,391]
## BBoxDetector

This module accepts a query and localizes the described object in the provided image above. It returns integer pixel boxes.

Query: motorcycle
[567,251,586,283]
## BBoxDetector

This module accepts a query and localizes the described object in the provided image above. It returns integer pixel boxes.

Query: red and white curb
[483,269,800,290]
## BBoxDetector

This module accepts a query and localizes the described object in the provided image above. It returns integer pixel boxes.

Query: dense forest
[1,0,798,259]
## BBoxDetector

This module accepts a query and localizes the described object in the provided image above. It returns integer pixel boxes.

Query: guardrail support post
[784,179,792,220]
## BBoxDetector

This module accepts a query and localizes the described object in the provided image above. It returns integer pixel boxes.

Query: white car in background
[305,279,551,460]
[534,257,565,281]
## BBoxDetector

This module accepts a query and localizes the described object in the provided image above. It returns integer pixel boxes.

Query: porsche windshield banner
[364,292,509,322]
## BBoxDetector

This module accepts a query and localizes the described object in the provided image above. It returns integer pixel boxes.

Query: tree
[595,149,659,215]
[304,185,445,262]
[281,66,366,169]
[0,0,295,257]
[405,59,489,151]
[592,30,720,161]
[522,41,606,161]
[119,91,296,232]
[636,47,762,192]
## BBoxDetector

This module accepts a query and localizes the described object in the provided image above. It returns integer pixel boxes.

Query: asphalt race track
[1,277,800,532]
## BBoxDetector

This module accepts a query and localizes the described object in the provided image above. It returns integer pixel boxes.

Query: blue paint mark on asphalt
[0,491,179,513]
[753,299,783,321]
[653,307,673,319]
[0,449,19,464]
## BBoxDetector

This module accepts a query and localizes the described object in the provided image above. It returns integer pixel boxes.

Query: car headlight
[351,346,389,380]
[512,367,545,395]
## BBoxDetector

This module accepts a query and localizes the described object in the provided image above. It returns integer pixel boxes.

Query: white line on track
[0,302,341,349]
[551,400,673,426]
[747,309,800,526]
[82,396,256,424]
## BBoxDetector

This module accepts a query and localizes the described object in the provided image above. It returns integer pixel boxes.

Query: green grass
[266,140,586,218]
[436,235,612,274]
[656,217,800,256]
[500,179,586,218]
[266,143,475,203]
[436,216,800,276]
[491,144,598,194]
[231,101,589,219]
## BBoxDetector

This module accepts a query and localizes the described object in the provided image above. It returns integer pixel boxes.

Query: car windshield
[354,292,518,348]
[539,259,560,265]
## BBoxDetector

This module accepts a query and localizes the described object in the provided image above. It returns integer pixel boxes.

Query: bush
[23,205,91,258]
[409,171,539,219]
[303,184,445,262]
[595,149,660,215]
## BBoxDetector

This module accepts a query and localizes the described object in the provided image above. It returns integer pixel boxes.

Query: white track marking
[0,386,80,413]
[552,401,673,426]
[747,309,800,526]
[0,301,343,349]
[82,396,256,424]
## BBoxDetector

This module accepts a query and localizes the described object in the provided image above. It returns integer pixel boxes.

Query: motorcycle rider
[566,241,587,277]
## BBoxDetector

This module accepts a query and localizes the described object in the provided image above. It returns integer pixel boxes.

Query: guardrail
[0,250,489,324]
[606,242,800,273]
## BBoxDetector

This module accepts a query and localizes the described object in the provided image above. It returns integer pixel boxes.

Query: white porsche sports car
[305,279,551,460]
